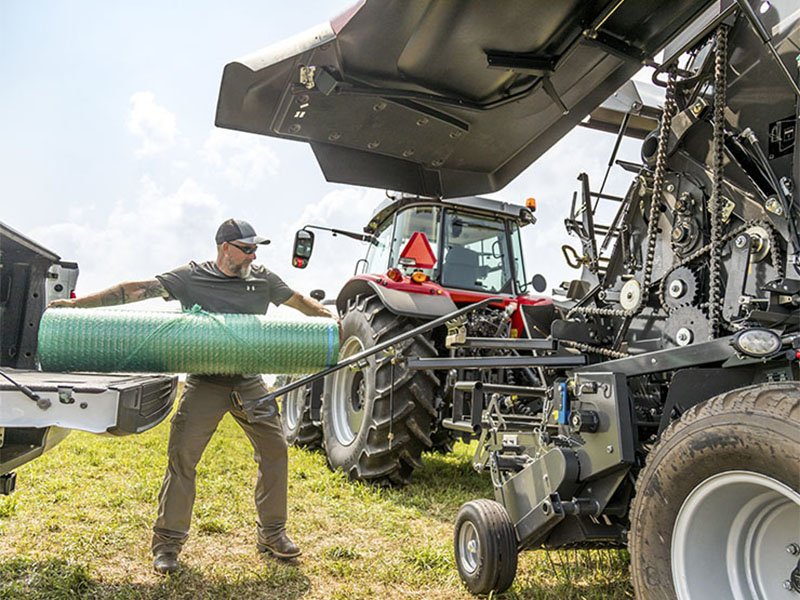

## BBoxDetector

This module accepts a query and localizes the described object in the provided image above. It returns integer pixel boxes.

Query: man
[49,218,336,575]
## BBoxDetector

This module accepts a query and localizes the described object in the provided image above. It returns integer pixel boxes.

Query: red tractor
[281,193,552,484]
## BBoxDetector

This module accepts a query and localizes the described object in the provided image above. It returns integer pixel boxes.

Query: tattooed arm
[48,279,169,308]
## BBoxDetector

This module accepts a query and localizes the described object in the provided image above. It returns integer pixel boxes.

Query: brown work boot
[153,552,180,575]
[258,532,302,559]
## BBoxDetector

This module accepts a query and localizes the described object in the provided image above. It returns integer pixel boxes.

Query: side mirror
[530,274,547,293]
[292,229,315,268]
[310,289,325,301]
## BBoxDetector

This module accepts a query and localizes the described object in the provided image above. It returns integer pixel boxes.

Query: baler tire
[630,381,800,600]
[322,294,439,485]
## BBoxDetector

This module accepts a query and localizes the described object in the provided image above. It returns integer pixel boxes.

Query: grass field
[0,398,632,600]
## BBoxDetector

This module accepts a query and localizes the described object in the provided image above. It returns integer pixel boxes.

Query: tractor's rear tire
[322,294,439,485]
[279,381,322,450]
[630,381,800,600]
[454,499,518,595]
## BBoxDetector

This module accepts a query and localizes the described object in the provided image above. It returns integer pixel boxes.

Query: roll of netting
[38,306,339,375]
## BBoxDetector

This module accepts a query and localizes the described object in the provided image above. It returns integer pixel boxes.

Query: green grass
[0,399,632,599]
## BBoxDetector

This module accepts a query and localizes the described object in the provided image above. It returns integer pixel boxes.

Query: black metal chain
[707,25,729,338]
[642,63,678,297]
[561,340,630,359]
[567,65,679,322]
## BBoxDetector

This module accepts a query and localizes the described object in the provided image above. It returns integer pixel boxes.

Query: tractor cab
[361,195,536,298]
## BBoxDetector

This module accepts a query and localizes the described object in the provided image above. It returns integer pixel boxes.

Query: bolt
[787,543,800,556]
[668,280,686,298]
[734,234,749,249]
[765,197,784,215]
[676,328,693,346]
[606,445,614,454]
[666,183,675,193]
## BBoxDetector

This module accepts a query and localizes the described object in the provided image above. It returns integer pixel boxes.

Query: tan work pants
[151,376,288,555]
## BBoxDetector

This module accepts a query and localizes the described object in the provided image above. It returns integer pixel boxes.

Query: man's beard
[234,263,252,279]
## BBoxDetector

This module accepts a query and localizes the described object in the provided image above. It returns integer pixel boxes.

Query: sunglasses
[228,242,258,255]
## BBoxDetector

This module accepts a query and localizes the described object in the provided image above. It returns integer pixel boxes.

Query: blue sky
[2,1,643,315]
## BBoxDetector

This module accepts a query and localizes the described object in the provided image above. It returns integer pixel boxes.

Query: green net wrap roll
[38,306,339,375]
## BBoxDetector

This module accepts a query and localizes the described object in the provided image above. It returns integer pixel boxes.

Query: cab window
[363,218,394,274]
[441,211,513,294]
[389,206,441,277]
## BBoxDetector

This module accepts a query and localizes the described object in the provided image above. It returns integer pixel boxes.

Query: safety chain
[657,217,783,311]
[567,65,679,322]
[707,25,729,339]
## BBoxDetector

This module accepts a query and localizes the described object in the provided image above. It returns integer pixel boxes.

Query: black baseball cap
[215,218,270,245]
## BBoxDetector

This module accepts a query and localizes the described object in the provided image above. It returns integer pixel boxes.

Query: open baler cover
[216,0,713,198]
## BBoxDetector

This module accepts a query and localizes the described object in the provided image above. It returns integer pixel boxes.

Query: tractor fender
[336,277,457,319]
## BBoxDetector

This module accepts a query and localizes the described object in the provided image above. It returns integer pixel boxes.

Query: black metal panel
[0,222,59,369]
[216,0,715,197]
[658,367,758,432]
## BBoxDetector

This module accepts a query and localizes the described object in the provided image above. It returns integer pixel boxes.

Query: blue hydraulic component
[557,380,569,425]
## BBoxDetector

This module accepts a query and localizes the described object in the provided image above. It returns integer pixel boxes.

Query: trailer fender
[336,278,457,318]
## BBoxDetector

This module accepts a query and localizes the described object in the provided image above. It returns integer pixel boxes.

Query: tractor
[281,193,552,485]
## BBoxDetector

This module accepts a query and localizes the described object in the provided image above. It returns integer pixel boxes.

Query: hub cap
[329,336,367,446]
[458,521,480,574]
[672,470,800,599]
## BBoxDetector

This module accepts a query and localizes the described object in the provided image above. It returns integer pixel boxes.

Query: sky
[2,1,645,318]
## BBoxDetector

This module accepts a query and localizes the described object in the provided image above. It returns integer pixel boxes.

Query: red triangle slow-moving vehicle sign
[399,232,437,269]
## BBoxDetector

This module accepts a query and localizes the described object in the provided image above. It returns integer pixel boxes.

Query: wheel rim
[672,470,800,600]
[329,336,367,446]
[283,386,304,431]
[458,521,480,575]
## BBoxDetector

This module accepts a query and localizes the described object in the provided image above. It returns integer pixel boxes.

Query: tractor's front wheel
[322,294,439,485]
[279,379,322,450]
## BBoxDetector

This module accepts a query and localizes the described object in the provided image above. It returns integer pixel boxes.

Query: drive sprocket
[663,266,700,311]
[663,306,711,348]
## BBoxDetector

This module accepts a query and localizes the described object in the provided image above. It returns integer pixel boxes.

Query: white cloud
[127,92,177,157]
[201,128,280,190]
[31,177,225,300]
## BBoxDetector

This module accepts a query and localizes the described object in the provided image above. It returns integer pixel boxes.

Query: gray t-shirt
[156,261,295,383]
[157,261,294,314]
